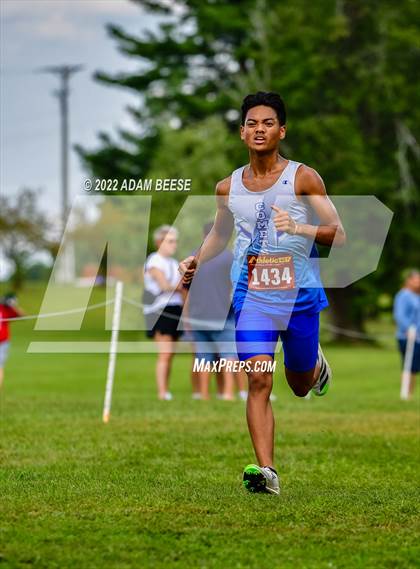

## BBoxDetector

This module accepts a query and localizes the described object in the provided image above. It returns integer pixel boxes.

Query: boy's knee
[248,371,272,394]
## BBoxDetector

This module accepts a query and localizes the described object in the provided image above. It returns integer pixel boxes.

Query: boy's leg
[242,354,281,495]
[284,366,318,397]
[245,355,275,466]
[235,306,279,467]
[280,312,326,397]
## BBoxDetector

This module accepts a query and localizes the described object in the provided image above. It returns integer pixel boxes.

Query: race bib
[247,254,295,291]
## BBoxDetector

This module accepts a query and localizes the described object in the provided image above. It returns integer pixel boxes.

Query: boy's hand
[179,256,198,286]
[271,205,298,235]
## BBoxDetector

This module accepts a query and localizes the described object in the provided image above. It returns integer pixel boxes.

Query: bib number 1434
[247,254,295,291]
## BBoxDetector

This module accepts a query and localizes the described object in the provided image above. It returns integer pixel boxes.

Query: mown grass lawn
[0,284,419,568]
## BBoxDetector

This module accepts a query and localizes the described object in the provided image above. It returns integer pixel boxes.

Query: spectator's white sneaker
[164,392,173,401]
[243,464,280,495]
[238,390,248,401]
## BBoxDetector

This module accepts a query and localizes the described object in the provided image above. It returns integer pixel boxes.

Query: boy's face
[240,105,286,152]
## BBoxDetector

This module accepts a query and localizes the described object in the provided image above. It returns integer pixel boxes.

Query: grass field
[0,284,419,568]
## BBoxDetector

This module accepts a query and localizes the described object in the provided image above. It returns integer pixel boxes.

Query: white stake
[400,325,416,401]
[103,281,124,423]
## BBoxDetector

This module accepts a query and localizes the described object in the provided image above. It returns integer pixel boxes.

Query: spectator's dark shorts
[146,305,183,340]
[398,339,420,373]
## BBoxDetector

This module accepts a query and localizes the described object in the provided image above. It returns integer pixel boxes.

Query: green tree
[146,116,236,238]
[0,189,55,290]
[78,0,420,338]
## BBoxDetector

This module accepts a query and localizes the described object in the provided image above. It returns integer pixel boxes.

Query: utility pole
[39,64,83,233]
[39,64,83,283]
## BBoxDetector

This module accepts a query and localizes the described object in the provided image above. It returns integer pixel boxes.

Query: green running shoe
[242,464,280,495]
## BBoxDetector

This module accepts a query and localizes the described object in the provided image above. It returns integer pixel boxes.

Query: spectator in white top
[143,225,184,400]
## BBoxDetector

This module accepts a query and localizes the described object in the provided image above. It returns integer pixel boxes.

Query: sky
[1,0,165,224]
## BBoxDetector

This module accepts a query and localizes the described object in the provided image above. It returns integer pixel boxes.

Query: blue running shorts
[234,302,319,373]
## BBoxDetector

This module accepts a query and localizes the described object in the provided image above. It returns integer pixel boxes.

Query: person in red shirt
[0,293,23,389]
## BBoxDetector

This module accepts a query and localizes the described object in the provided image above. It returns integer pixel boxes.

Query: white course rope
[1,294,396,341]
[0,299,114,322]
[126,297,396,340]
[322,322,394,340]
[122,296,228,328]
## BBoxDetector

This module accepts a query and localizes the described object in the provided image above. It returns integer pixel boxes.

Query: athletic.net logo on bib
[247,254,295,291]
